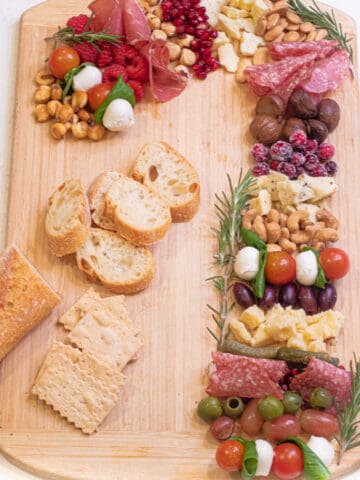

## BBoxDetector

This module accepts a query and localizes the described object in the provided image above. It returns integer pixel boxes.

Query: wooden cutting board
[0,1,360,478]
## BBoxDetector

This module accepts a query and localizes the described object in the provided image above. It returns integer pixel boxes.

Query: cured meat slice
[244,52,317,97]
[272,64,313,103]
[300,49,350,94]
[141,40,187,102]
[206,352,287,399]
[268,40,338,60]
[290,357,351,412]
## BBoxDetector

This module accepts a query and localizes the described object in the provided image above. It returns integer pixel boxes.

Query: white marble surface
[0,0,359,479]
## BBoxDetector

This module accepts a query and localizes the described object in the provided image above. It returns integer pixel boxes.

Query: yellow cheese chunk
[252,323,274,347]
[305,310,344,340]
[218,13,242,40]
[287,333,308,351]
[265,304,298,342]
[251,0,271,23]
[221,6,250,18]
[230,320,253,345]
[238,0,255,10]
[239,304,265,330]
[307,340,327,353]
[248,189,271,215]
[253,172,288,202]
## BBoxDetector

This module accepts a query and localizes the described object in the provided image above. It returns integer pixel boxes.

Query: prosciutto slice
[206,352,287,399]
[268,40,338,60]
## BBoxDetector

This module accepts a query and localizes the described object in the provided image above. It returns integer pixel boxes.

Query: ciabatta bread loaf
[76,228,155,294]
[104,174,171,245]
[87,171,121,231]
[0,245,61,361]
[132,141,200,222]
[46,178,90,257]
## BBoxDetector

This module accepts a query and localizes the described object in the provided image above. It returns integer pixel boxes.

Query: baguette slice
[88,171,121,231]
[132,141,200,222]
[0,245,61,361]
[76,228,155,294]
[104,174,171,245]
[46,178,90,257]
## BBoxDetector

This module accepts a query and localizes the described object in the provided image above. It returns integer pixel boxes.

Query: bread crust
[0,245,61,361]
[46,179,90,257]
[132,141,201,223]
[87,171,120,231]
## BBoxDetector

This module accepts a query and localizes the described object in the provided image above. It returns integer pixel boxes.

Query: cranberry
[304,153,320,172]
[311,165,328,177]
[278,161,297,179]
[251,143,269,162]
[305,138,318,153]
[269,159,280,171]
[253,162,270,176]
[324,160,338,176]
[291,152,305,167]
[270,141,293,161]
[289,129,307,148]
[317,143,335,161]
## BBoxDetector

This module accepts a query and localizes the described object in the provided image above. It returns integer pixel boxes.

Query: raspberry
[304,153,320,172]
[126,55,149,83]
[73,42,98,63]
[278,162,297,179]
[317,143,335,161]
[270,141,293,161]
[112,43,138,65]
[251,143,269,163]
[305,138,318,154]
[311,165,328,177]
[268,159,280,171]
[252,162,270,177]
[102,64,129,83]
[96,48,113,68]
[324,160,338,176]
[127,80,145,102]
[289,129,307,148]
[291,152,305,167]
[66,14,90,34]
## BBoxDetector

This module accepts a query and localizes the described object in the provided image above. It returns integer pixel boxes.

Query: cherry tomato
[216,439,244,472]
[48,46,80,79]
[300,409,339,437]
[265,251,296,286]
[319,247,350,280]
[239,398,264,436]
[271,443,304,480]
[263,414,300,443]
[87,83,113,111]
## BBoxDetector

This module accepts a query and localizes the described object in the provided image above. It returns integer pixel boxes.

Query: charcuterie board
[1,0,360,479]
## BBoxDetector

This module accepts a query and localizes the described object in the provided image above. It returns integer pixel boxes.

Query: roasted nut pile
[33,71,105,141]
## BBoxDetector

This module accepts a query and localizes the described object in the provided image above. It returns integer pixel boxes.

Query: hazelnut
[146,13,161,30]
[78,108,91,122]
[71,91,88,112]
[151,29,167,40]
[306,119,329,143]
[179,48,196,67]
[166,42,181,61]
[161,22,177,37]
[56,104,74,123]
[289,90,317,119]
[174,64,190,79]
[50,84,63,101]
[255,94,285,119]
[35,70,55,86]
[50,122,67,140]
[34,104,50,122]
[250,115,282,145]
[282,117,307,140]
[71,121,88,139]
[34,85,51,103]
[87,124,106,141]
[47,100,62,117]
[177,34,194,48]
[317,99,340,133]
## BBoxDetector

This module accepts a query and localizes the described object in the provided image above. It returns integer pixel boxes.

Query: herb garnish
[207,171,255,347]
[301,246,327,289]
[281,438,330,480]
[240,227,267,298]
[334,355,360,464]
[231,436,258,480]
[62,62,93,98]
[94,74,135,125]
[288,0,354,63]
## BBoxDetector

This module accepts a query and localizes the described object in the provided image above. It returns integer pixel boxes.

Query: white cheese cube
[218,13,242,40]
[200,0,224,27]
[240,32,265,56]
[218,43,239,72]
[213,31,231,48]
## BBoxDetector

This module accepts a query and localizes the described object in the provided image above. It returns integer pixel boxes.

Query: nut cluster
[33,70,105,141]
[242,207,339,254]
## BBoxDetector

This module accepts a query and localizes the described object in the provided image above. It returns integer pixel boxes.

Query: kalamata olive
[300,409,338,437]
[263,414,301,443]
[240,398,264,436]
[306,119,329,144]
[317,98,340,132]
[210,416,235,440]
[256,94,286,119]
[233,282,256,309]
[289,90,318,119]
[298,286,318,315]
[258,284,277,310]
[318,283,337,312]
[279,283,298,307]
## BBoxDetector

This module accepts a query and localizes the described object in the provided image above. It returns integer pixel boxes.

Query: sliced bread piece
[76,228,155,294]
[104,174,171,245]
[132,141,200,222]
[87,171,121,231]
[0,245,61,361]
[46,178,90,257]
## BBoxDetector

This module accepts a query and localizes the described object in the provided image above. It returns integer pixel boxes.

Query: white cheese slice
[218,43,239,72]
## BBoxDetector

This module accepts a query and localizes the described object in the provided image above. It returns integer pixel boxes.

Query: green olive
[197,396,222,422]
[282,392,303,414]
[309,387,333,409]
[223,397,245,417]
[258,396,284,420]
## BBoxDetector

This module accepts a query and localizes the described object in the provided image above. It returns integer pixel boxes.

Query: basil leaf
[230,435,246,445]
[241,227,267,251]
[62,62,93,98]
[281,438,331,480]
[301,246,328,289]
[241,440,258,480]
[240,227,267,299]
[94,74,135,125]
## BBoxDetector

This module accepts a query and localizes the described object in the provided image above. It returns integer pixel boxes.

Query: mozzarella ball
[307,436,335,466]
[103,99,135,132]
[296,250,318,286]
[255,439,274,476]
[234,246,260,281]
[73,66,102,92]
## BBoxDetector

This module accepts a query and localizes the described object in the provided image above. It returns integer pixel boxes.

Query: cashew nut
[279,213,288,227]
[266,222,281,243]
[253,215,267,242]
[281,227,290,240]
[314,228,339,243]
[279,238,297,254]
[267,243,282,253]
[242,209,259,230]
[267,209,280,223]
[316,208,339,230]
[287,210,309,233]
[290,225,315,244]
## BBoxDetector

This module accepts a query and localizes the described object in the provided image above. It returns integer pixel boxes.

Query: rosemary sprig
[288,0,354,63]
[207,171,255,347]
[334,355,360,464]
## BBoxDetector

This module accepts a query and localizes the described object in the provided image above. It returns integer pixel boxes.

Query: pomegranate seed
[176,25,185,34]
[162,12,171,21]
[170,7,178,16]
[195,70,207,79]
[173,18,183,26]
[185,25,196,34]
[200,40,212,48]
[209,29,218,38]
[197,22,208,30]
[191,39,200,50]
[197,6,206,13]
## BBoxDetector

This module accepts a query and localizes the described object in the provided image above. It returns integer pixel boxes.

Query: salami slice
[290,357,351,412]
[206,352,287,399]
[268,40,338,60]
[272,64,313,103]
[300,49,350,94]
[244,52,317,97]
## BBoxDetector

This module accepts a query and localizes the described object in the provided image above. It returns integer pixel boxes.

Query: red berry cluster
[251,129,338,179]
[161,0,219,79]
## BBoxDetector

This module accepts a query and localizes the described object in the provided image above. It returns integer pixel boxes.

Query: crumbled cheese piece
[240,31,265,55]
[218,13,243,40]
[300,175,339,203]
[239,304,265,330]
[252,324,273,347]
[221,5,250,19]
[200,0,224,26]
[297,203,320,224]
[213,31,231,48]
[248,189,271,215]
[230,319,253,345]
[218,43,239,72]
[287,333,308,351]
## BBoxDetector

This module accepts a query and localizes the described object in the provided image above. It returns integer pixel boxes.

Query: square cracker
[32,342,124,434]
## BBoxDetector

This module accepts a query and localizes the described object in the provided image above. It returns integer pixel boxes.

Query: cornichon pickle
[220,339,280,359]
[276,348,334,364]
